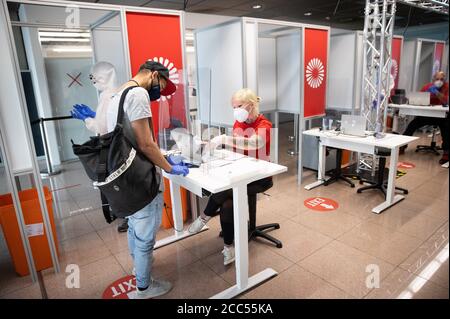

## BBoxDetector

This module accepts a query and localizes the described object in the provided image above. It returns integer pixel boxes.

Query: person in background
[401,71,449,164]
[70,62,129,233]
[187,88,273,266]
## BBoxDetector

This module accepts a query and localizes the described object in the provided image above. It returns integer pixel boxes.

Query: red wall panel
[304,28,328,118]
[125,12,186,138]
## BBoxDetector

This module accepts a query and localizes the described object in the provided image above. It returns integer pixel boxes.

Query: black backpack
[72,86,160,218]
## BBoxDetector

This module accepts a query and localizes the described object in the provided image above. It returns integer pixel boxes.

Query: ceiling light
[40,38,90,42]
[39,32,90,37]
[52,47,92,52]
[304,12,312,16]
[325,16,331,20]
[252,4,262,9]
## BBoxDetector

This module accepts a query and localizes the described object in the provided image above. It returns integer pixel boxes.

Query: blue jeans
[127,192,163,289]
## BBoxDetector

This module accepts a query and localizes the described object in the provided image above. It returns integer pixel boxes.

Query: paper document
[26,223,44,237]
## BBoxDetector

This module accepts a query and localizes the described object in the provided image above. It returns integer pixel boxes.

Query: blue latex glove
[427,86,439,95]
[167,154,185,166]
[73,104,96,118]
[169,164,189,176]
[70,109,89,121]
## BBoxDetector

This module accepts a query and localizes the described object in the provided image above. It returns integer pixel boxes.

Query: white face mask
[233,107,249,123]
[434,80,444,88]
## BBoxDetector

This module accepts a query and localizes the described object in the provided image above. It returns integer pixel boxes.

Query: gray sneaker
[188,216,210,234]
[135,279,172,299]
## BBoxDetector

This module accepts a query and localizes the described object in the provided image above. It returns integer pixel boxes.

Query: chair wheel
[357,189,362,193]
[359,180,364,185]
[415,149,419,152]
[351,184,355,188]
[276,243,282,248]
[404,190,409,194]
[275,225,280,229]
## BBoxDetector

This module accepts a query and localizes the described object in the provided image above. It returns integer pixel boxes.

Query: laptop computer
[340,115,367,137]
[408,92,430,106]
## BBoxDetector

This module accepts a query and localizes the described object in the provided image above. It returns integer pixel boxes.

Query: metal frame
[3,0,191,281]
[360,0,397,135]
[0,8,38,282]
[398,0,449,15]
[3,0,61,276]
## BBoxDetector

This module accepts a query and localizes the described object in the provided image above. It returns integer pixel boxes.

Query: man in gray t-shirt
[107,61,189,299]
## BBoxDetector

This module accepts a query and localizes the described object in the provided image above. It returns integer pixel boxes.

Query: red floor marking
[397,162,416,169]
[103,275,136,299]
[304,197,339,212]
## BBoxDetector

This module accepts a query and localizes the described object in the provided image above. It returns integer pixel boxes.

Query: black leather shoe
[117,219,129,233]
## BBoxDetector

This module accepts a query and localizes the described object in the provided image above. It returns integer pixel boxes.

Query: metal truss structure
[398,0,449,15]
[358,0,447,174]
[360,0,396,136]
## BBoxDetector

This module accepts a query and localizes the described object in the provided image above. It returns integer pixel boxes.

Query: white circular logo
[150,56,180,101]
[306,58,325,89]
[390,59,398,80]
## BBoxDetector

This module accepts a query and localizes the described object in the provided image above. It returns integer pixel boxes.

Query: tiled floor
[0,123,448,299]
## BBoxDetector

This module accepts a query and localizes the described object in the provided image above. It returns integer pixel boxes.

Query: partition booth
[327,30,404,113]
[399,38,447,94]
[195,18,329,184]
[0,0,189,283]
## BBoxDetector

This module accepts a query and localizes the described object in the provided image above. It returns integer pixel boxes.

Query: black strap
[96,85,138,182]
[97,146,108,182]
[100,192,115,224]
[116,85,139,126]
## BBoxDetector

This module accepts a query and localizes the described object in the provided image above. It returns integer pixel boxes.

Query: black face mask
[148,78,161,101]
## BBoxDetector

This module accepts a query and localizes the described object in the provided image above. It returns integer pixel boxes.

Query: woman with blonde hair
[188,88,274,265]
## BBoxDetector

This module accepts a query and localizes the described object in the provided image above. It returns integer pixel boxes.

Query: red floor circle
[304,197,339,212]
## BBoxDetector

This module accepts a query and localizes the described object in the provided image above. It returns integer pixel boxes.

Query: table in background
[302,129,418,214]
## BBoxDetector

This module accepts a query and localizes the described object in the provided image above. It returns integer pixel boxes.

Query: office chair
[416,126,442,155]
[219,179,282,249]
[324,148,355,188]
[357,147,408,197]
[247,193,282,248]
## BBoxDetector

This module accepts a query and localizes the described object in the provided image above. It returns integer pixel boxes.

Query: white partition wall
[258,36,277,112]
[327,31,362,112]
[327,31,403,113]
[195,20,244,127]
[276,32,302,114]
[398,40,417,94]
[399,38,447,93]
[91,14,128,85]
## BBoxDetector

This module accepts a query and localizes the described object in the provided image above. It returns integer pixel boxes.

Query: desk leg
[169,181,184,236]
[274,112,279,164]
[372,146,405,214]
[210,183,277,299]
[304,141,326,190]
[154,181,208,250]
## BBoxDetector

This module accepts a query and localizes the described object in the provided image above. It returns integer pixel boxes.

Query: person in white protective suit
[71,61,118,135]
[70,61,129,233]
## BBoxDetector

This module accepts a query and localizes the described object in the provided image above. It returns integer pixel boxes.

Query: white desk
[163,150,287,298]
[303,129,418,214]
[388,104,448,118]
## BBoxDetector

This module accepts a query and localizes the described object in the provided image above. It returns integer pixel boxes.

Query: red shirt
[233,114,272,161]
[420,82,449,105]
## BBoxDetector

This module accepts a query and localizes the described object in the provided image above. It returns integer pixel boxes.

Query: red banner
[304,28,328,118]
[391,37,402,92]
[433,43,445,75]
[125,12,186,138]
